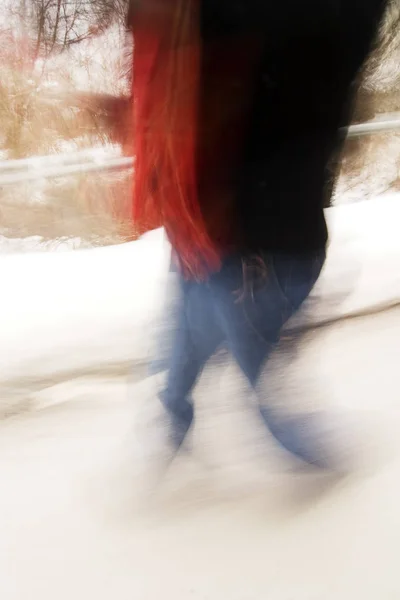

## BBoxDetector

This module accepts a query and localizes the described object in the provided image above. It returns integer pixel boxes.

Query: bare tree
[8,0,129,62]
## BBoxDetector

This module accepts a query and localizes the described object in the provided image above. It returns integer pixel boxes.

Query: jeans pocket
[270,252,325,317]
[241,261,293,343]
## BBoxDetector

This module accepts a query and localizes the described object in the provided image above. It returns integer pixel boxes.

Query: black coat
[198,0,388,256]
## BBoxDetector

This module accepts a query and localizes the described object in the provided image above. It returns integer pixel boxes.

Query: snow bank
[0,195,399,385]
[289,193,400,329]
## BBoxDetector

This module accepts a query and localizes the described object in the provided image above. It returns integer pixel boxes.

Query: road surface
[1,308,400,599]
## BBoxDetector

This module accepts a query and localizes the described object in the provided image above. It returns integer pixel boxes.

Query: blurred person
[129,0,388,469]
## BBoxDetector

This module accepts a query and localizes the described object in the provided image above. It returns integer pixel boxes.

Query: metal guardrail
[344,118,400,138]
[0,156,133,186]
[0,117,400,187]
[0,147,125,171]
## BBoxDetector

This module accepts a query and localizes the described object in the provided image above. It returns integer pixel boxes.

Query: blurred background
[0,0,134,250]
[0,0,400,251]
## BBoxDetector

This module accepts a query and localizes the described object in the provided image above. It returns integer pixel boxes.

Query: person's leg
[210,252,329,467]
[209,253,300,385]
[160,278,223,449]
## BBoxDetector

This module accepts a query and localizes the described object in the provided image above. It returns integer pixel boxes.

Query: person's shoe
[158,390,194,452]
[259,407,358,474]
[164,412,192,453]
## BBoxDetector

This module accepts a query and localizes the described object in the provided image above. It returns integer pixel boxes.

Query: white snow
[0,306,400,600]
[0,195,399,387]
[0,195,400,600]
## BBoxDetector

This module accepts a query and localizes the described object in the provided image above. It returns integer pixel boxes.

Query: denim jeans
[159,251,326,465]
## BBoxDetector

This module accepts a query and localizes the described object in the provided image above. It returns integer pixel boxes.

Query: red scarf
[131,0,221,280]
[131,1,262,279]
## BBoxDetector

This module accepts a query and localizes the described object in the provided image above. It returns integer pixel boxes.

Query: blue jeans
[159,251,326,465]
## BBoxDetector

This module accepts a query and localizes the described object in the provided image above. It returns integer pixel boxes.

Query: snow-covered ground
[0,305,400,600]
[0,193,399,401]
[0,194,399,599]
